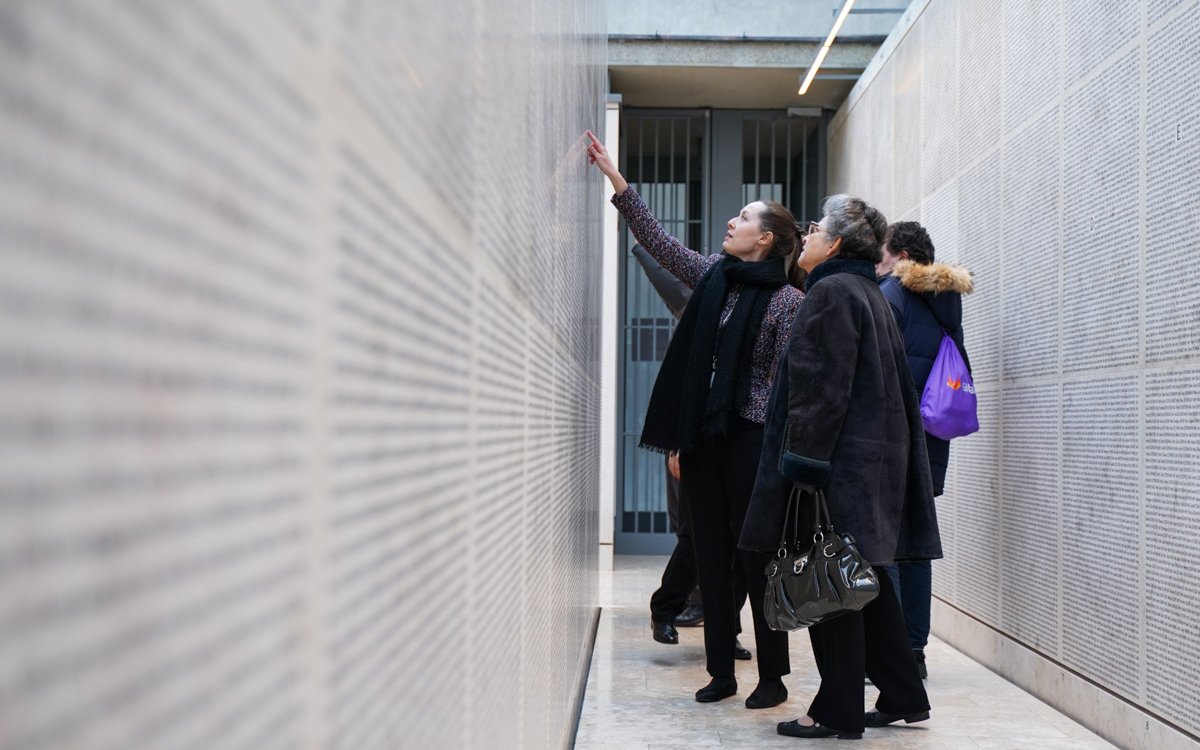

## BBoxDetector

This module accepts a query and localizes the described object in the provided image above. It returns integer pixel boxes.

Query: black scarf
[805,258,878,292]
[640,255,790,454]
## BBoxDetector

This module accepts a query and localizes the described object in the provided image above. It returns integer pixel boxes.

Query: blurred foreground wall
[827,2,1200,749]
[0,2,606,749]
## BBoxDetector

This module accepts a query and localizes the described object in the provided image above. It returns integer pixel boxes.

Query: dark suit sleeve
[780,279,862,487]
[631,243,692,319]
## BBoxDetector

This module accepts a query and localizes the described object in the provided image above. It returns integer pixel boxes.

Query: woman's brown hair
[756,200,805,288]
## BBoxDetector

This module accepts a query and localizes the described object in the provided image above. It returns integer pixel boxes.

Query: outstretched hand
[585,130,628,195]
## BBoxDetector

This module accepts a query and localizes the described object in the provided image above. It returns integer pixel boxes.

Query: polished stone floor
[576,555,1118,750]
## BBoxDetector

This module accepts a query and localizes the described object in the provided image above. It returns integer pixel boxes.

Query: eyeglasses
[806,221,824,237]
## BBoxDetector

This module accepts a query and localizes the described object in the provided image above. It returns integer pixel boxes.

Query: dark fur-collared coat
[739,259,942,566]
[879,259,974,494]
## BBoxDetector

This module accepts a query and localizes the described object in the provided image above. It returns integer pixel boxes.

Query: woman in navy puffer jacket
[876,221,973,678]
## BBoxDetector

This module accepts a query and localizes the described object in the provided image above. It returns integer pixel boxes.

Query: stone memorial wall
[827,1,1200,747]
[0,2,606,749]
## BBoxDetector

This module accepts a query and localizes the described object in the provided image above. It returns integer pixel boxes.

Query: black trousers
[807,568,930,732]
[651,459,745,622]
[665,457,686,535]
[650,534,698,621]
[679,417,789,681]
[650,532,747,622]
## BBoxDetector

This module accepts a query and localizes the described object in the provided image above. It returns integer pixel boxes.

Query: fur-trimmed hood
[892,259,973,295]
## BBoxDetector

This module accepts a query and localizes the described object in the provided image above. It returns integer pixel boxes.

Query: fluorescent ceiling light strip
[798,47,831,94]
[798,0,856,95]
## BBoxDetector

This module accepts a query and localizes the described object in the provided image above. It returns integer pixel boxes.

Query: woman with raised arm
[586,131,802,709]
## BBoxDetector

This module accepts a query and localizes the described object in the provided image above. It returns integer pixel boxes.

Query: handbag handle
[813,489,834,536]
[777,485,802,555]
[778,486,836,554]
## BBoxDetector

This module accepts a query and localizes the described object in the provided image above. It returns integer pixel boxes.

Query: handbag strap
[910,291,950,337]
[910,291,972,377]
[811,488,837,541]
[777,485,803,554]
[782,484,840,544]
[779,487,840,552]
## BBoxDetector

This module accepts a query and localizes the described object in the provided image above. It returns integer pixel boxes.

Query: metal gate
[615,108,826,554]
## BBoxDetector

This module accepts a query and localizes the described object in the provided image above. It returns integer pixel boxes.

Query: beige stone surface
[577,556,1120,750]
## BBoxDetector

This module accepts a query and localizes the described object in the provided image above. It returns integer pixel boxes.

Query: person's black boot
[745,678,787,709]
[864,709,930,727]
[733,638,751,660]
[651,619,678,644]
[913,649,927,679]
[675,604,704,627]
[695,676,737,702]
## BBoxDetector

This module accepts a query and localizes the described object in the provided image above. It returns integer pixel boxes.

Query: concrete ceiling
[607,38,881,112]
[609,65,860,110]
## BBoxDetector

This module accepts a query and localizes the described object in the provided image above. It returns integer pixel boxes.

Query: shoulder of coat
[893,259,974,294]
[767,285,804,321]
[777,285,803,305]
[810,275,875,318]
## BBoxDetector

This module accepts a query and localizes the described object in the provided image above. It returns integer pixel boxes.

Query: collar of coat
[805,258,878,292]
[892,259,974,295]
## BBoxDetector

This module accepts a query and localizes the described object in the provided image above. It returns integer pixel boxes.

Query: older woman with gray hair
[741,195,942,740]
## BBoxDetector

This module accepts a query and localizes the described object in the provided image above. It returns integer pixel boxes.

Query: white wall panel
[930,486,956,601]
[957,0,1002,167]
[828,1,1200,746]
[957,152,1003,383]
[1004,0,1063,128]
[0,1,606,749]
[1002,107,1061,380]
[1144,368,1200,732]
[1145,5,1200,365]
[1064,0,1141,87]
[1151,0,1190,22]
[920,0,958,196]
[1062,376,1140,698]
[920,178,958,264]
[999,383,1060,657]
[892,20,923,215]
[951,390,1002,628]
[863,65,897,213]
[1061,50,1141,375]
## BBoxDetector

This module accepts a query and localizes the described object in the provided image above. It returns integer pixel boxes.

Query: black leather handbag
[763,487,880,631]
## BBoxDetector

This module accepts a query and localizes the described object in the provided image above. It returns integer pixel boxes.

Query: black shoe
[745,679,787,709]
[676,604,704,627]
[651,619,678,644]
[695,676,737,703]
[864,709,930,727]
[733,638,751,660]
[913,649,927,679]
[777,719,861,740]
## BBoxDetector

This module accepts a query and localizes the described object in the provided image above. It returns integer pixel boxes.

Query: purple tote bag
[920,333,979,440]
